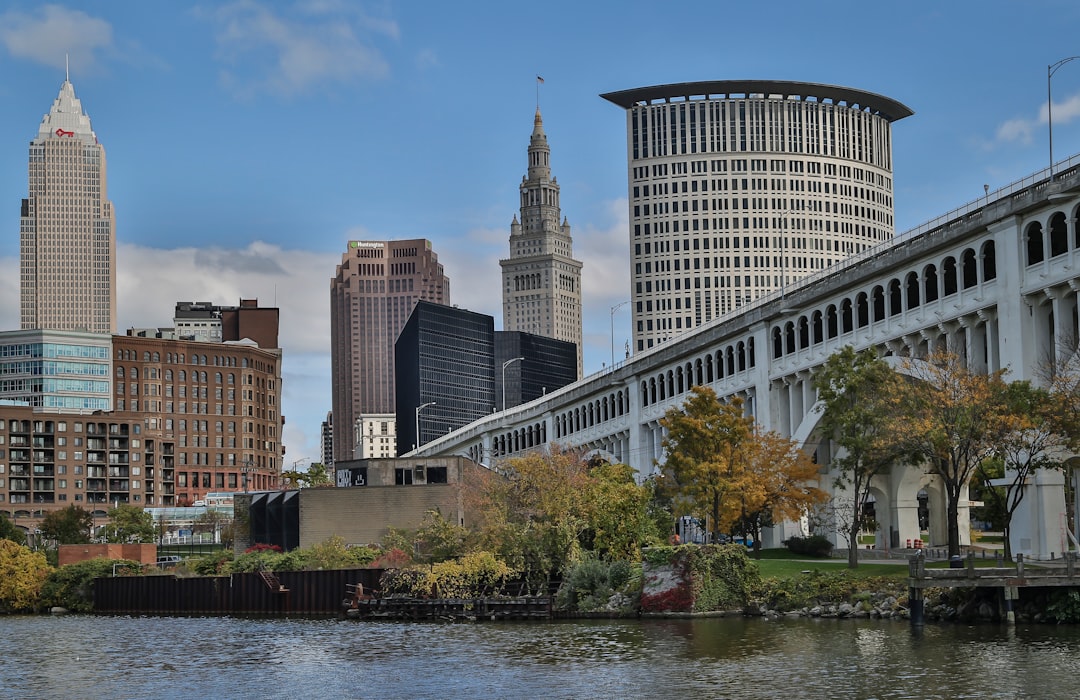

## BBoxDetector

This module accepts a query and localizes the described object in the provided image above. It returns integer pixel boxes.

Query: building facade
[21,76,116,334]
[601,80,913,352]
[330,239,450,462]
[0,329,112,411]
[500,109,583,378]
[354,413,396,459]
[494,331,577,411]
[321,411,334,468]
[112,333,283,506]
[395,301,495,453]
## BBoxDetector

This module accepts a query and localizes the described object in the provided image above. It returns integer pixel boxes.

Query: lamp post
[415,401,436,450]
[1049,56,1080,179]
[501,357,524,412]
[610,301,629,368]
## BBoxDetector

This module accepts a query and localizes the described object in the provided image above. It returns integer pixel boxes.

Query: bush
[193,551,233,576]
[40,558,141,612]
[556,557,615,612]
[428,551,515,598]
[380,568,431,597]
[783,535,834,558]
[756,571,904,612]
[640,545,760,613]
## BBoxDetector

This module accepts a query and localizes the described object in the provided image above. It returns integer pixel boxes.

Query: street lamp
[1049,56,1080,179]
[415,401,436,450]
[610,301,629,368]
[501,357,524,411]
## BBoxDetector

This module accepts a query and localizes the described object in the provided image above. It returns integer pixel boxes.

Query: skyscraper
[601,80,913,352]
[500,109,583,378]
[330,239,450,462]
[21,75,116,334]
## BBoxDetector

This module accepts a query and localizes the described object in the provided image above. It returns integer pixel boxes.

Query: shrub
[640,544,760,613]
[428,551,515,598]
[380,568,431,597]
[556,557,614,612]
[193,551,233,576]
[40,558,141,612]
[783,535,834,558]
[0,540,50,612]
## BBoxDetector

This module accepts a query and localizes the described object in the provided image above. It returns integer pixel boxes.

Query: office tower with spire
[21,73,116,334]
[330,239,450,462]
[500,109,583,379]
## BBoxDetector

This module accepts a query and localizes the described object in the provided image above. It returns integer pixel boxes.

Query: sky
[2,1,1080,468]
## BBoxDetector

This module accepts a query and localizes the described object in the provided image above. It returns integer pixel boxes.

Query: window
[394,468,413,485]
[427,466,448,484]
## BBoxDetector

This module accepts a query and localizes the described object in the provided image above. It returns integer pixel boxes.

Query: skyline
[2,1,1080,466]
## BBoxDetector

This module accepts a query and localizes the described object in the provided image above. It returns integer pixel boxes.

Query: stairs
[258,569,289,594]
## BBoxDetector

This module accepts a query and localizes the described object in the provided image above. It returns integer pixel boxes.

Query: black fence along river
[5,615,1080,699]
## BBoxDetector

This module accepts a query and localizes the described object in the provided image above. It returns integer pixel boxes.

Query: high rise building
[21,75,116,334]
[601,80,913,352]
[330,240,450,462]
[500,109,583,378]
[395,301,494,453]
[494,331,577,412]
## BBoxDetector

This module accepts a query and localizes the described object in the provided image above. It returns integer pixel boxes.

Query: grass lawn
[750,549,1009,580]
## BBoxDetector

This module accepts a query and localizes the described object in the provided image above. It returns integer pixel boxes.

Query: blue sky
[2,1,1080,466]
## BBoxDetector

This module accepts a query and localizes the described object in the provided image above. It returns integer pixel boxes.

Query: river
[3,615,1079,699]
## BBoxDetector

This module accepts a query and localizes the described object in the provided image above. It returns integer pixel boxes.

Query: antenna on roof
[65,53,69,82]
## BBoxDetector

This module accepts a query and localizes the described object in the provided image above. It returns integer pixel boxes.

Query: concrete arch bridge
[415,157,1080,560]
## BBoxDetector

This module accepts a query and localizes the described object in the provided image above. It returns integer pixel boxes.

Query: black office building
[395,301,495,453]
[495,331,577,411]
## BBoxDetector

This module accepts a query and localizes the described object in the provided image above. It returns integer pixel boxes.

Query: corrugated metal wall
[94,568,384,616]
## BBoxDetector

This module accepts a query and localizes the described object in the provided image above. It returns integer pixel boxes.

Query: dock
[907,551,1080,625]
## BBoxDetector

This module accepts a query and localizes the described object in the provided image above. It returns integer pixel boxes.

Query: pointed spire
[35,73,97,144]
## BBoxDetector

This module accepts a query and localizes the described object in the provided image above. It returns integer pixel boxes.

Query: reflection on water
[4,615,1080,699]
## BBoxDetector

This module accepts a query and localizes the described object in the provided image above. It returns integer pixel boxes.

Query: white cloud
[203,0,395,98]
[0,4,113,71]
[993,91,1080,147]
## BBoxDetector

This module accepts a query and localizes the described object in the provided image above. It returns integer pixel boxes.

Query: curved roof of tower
[600,80,914,122]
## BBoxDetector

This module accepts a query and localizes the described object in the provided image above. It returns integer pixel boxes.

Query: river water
[3,615,1079,699]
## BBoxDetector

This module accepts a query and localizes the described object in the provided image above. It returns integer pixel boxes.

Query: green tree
[899,351,1009,556]
[104,504,156,543]
[281,462,333,489]
[466,448,592,585]
[193,509,234,548]
[39,505,92,545]
[0,512,26,545]
[582,459,661,560]
[0,539,50,612]
[814,346,907,568]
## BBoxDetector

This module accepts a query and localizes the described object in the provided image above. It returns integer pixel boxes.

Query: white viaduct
[415,157,1080,560]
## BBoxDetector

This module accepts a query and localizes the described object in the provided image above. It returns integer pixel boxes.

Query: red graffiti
[55,128,74,137]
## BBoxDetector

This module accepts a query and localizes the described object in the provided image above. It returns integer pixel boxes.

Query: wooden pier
[907,551,1080,625]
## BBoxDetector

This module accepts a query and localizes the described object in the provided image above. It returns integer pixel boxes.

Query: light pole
[415,401,436,450]
[1049,56,1080,179]
[610,301,629,368]
[501,357,524,411]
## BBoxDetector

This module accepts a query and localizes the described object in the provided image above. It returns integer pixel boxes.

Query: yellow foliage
[0,539,50,612]
[427,551,516,598]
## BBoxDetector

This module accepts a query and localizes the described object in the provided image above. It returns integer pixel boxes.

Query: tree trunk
[1002,523,1012,562]
[848,520,860,568]
[947,495,961,557]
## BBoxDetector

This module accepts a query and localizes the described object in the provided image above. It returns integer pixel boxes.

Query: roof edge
[600,80,914,122]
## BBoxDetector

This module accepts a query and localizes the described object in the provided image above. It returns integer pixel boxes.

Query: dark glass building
[395,301,495,453]
[495,331,577,411]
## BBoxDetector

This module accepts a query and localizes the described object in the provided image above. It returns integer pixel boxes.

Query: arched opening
[856,293,869,328]
[1050,212,1068,257]
[961,249,978,289]
[826,304,838,339]
[981,241,996,281]
[841,298,854,333]
[888,279,902,316]
[1025,222,1045,265]
[904,271,920,309]
[872,286,885,323]
[942,256,958,296]
[811,311,823,344]
[923,264,939,302]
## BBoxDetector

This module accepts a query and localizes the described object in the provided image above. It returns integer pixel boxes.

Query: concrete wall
[298,484,465,548]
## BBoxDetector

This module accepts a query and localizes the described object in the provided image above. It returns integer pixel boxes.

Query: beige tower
[21,76,116,334]
[500,109,583,378]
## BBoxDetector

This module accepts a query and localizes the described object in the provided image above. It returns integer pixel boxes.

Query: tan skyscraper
[501,109,583,378]
[21,75,116,334]
[330,239,449,462]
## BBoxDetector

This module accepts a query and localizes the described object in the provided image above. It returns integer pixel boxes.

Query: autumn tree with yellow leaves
[0,540,49,612]
[659,387,826,552]
[898,351,1010,557]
